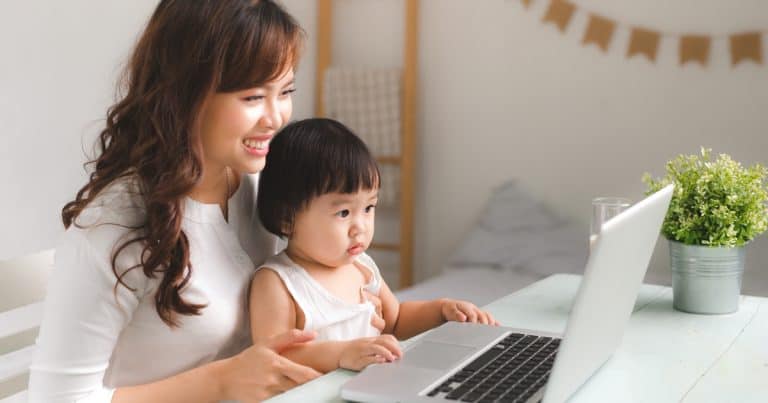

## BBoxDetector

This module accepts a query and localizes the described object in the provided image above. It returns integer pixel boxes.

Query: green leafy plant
[643,147,768,247]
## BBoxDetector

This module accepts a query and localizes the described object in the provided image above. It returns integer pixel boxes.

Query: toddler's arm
[272,336,401,373]
[377,281,499,340]
[249,269,401,373]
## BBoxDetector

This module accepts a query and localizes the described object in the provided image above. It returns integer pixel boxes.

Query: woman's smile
[243,135,273,157]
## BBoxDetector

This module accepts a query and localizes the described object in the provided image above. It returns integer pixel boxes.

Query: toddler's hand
[440,299,499,326]
[361,289,386,332]
[339,335,403,371]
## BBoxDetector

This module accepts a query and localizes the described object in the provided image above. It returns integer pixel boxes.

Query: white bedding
[391,180,768,304]
[395,180,588,304]
[394,265,545,306]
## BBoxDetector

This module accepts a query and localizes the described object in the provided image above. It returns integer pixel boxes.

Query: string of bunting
[520,0,765,67]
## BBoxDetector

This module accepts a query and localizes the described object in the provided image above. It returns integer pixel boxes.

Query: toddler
[250,118,497,373]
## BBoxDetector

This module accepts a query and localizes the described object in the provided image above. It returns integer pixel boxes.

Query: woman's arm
[29,227,146,402]
[30,227,319,403]
[112,360,228,403]
[113,330,319,403]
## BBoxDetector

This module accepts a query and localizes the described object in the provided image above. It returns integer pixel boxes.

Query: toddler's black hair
[257,118,380,237]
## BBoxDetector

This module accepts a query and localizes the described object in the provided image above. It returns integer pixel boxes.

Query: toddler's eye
[365,204,376,213]
[336,209,350,218]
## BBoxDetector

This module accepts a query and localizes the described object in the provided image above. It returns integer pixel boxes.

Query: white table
[267,274,768,402]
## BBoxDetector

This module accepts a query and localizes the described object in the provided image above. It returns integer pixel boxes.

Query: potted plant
[643,147,768,314]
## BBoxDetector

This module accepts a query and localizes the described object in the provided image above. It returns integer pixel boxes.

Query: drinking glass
[590,197,631,252]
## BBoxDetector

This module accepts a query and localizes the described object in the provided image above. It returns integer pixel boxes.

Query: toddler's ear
[281,219,293,238]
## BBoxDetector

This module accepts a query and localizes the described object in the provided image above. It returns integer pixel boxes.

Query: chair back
[0,249,54,402]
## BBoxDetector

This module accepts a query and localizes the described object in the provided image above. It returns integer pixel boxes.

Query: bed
[390,179,768,304]
[390,180,590,305]
[390,180,688,305]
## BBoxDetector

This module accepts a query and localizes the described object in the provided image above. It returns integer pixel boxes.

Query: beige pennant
[583,14,615,52]
[679,35,711,66]
[542,1,575,33]
[730,32,763,65]
[627,28,660,62]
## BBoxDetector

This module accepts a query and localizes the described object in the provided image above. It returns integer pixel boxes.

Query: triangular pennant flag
[542,1,575,33]
[628,28,660,62]
[583,14,615,52]
[679,35,711,66]
[730,32,763,65]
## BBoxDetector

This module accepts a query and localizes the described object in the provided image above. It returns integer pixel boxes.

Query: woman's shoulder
[74,174,146,228]
[59,175,151,294]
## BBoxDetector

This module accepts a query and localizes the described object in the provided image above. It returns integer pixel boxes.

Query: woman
[29,1,381,402]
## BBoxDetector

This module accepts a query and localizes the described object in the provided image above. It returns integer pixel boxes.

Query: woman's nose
[259,98,282,129]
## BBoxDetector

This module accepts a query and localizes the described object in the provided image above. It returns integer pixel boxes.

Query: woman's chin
[239,159,267,174]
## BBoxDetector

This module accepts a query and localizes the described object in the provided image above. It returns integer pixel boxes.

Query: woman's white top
[258,251,382,342]
[28,174,281,403]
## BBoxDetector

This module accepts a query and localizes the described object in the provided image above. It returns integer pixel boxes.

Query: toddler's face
[287,188,378,268]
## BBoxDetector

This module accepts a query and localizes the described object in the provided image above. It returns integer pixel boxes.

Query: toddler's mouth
[347,243,365,255]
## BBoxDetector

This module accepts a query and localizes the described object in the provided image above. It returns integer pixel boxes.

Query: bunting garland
[524,0,766,67]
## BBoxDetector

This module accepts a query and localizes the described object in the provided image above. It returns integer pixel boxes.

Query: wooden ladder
[314,0,419,288]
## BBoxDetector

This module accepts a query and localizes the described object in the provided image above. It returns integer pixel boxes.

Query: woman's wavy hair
[61,0,304,327]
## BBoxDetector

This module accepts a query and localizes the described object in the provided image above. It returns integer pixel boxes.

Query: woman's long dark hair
[61,0,304,327]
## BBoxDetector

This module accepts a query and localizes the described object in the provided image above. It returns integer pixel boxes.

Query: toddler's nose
[350,219,368,237]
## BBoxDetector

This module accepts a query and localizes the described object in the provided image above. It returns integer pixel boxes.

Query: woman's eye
[336,209,350,218]
[243,95,264,102]
[365,204,376,213]
[280,88,297,97]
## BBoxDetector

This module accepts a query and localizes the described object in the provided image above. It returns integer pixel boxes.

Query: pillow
[475,181,564,232]
[447,180,587,275]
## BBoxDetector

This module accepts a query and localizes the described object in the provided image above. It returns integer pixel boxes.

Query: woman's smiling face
[198,68,296,174]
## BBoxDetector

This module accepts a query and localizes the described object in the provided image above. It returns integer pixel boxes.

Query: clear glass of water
[590,197,631,252]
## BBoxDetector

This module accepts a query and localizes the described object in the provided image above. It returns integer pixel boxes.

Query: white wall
[3,1,767,292]
[413,0,768,281]
[290,0,768,282]
[0,1,158,260]
[0,0,315,261]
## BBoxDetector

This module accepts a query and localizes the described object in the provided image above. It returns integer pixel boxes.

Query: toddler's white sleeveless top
[258,251,382,341]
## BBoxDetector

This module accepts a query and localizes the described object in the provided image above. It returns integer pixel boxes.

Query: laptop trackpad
[402,341,475,370]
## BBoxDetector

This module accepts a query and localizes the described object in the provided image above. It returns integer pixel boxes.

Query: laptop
[341,184,674,403]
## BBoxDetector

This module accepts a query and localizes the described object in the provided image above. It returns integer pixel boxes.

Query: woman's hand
[362,289,386,332]
[220,329,322,402]
[338,334,403,371]
[440,299,500,326]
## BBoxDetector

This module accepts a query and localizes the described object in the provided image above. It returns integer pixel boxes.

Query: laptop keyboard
[425,333,560,403]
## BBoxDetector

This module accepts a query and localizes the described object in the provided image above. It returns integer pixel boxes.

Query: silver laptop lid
[542,184,673,403]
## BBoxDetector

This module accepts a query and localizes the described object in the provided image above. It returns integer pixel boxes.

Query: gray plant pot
[669,240,745,314]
